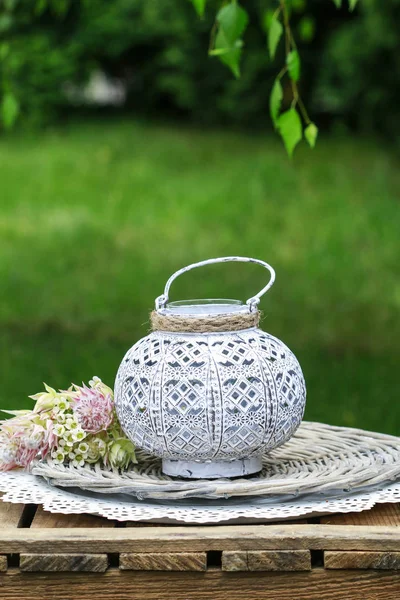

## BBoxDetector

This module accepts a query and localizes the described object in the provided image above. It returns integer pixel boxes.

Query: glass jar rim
[162,298,248,316]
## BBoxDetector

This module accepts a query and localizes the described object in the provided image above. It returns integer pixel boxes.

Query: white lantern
[115,257,306,478]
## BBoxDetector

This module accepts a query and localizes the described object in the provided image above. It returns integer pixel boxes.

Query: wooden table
[0,497,399,600]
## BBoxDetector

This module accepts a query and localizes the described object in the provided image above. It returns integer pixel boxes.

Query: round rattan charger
[30,422,400,501]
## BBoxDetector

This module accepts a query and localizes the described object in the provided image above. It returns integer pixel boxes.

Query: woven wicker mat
[31,421,400,501]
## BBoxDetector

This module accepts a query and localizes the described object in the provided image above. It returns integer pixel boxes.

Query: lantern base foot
[162,456,262,479]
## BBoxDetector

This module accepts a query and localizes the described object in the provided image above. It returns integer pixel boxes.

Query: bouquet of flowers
[0,377,136,472]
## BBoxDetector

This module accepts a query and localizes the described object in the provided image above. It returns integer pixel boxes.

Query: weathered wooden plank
[325,551,400,570]
[321,504,400,527]
[20,553,108,572]
[0,524,399,553]
[247,550,311,571]
[26,506,112,573]
[222,550,310,571]
[30,506,114,528]
[120,552,206,571]
[0,494,32,571]
[222,550,248,572]
[0,494,28,529]
[0,568,400,600]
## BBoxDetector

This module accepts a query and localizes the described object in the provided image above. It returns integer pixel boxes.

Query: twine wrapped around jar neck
[150,310,261,333]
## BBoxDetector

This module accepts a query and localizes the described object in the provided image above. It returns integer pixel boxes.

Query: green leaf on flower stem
[287,50,301,82]
[270,79,283,127]
[349,0,359,10]
[305,122,318,148]
[217,2,249,44]
[332,0,342,8]
[268,13,283,60]
[277,108,303,157]
[1,92,19,129]
[190,0,207,17]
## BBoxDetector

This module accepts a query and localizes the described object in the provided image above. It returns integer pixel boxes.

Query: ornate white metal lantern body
[114,257,306,479]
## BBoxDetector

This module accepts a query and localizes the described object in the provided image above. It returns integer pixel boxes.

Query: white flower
[68,451,76,460]
[62,431,75,445]
[53,424,65,437]
[72,454,85,467]
[65,417,79,431]
[77,442,89,456]
[71,428,86,442]
[55,396,70,411]
[58,439,73,453]
[51,450,65,464]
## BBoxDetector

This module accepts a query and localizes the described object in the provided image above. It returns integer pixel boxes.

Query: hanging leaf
[1,92,19,129]
[212,29,242,78]
[217,2,249,44]
[277,108,302,157]
[190,0,207,18]
[349,0,359,10]
[332,0,342,7]
[287,50,301,82]
[305,123,318,148]
[268,13,283,60]
[210,2,249,78]
[262,9,274,33]
[270,79,283,127]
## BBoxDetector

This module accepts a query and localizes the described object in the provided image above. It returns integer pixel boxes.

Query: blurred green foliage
[0,119,399,433]
[315,0,400,138]
[0,0,399,136]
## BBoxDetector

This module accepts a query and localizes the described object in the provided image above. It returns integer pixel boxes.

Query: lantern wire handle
[155,257,276,312]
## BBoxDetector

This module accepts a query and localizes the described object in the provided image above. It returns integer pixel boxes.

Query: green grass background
[1,119,399,434]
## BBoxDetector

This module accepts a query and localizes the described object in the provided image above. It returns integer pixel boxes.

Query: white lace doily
[0,469,399,524]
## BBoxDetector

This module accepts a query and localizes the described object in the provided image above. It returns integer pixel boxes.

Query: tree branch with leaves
[192,0,359,156]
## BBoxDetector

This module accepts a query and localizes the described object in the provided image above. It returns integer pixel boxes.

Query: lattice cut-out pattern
[114,328,306,462]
